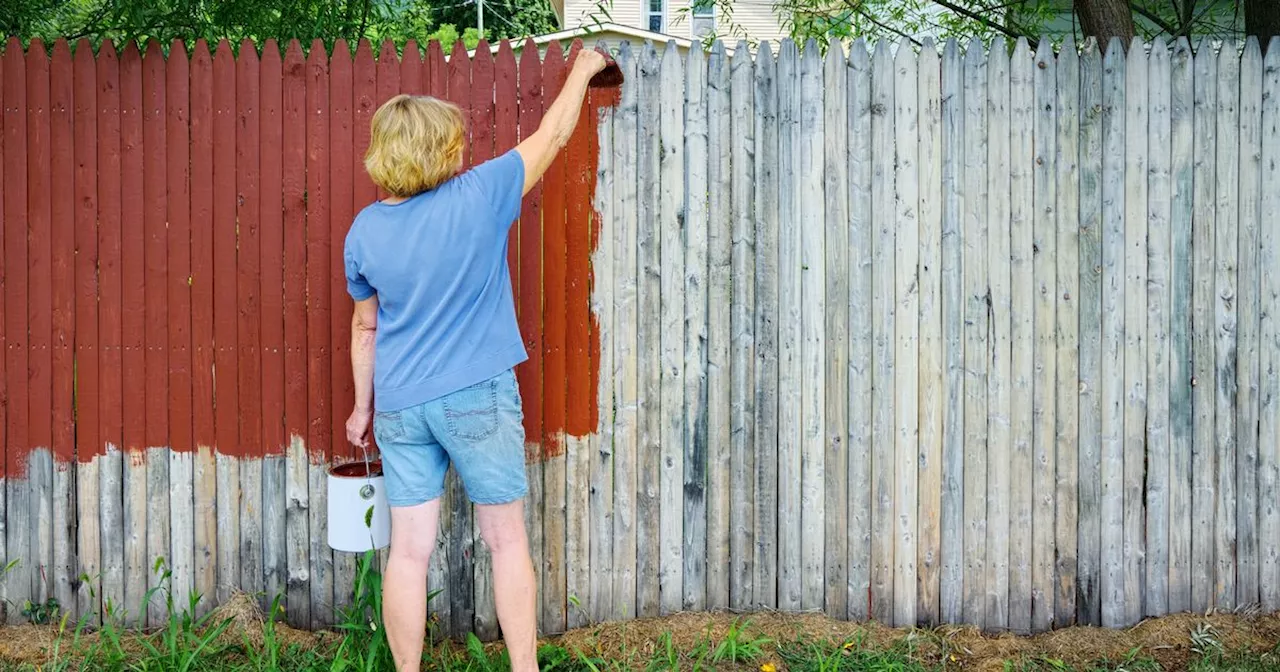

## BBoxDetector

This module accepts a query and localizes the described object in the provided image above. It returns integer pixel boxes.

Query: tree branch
[853,6,924,46]
[1133,4,1182,36]
[929,0,1030,42]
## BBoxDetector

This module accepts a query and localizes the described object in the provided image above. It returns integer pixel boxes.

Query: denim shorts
[373,368,527,507]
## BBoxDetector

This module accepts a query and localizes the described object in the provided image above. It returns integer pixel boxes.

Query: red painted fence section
[0,36,611,470]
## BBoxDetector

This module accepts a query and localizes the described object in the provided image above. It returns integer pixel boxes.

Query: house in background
[549,0,791,46]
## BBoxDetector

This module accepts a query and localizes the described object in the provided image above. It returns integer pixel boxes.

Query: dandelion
[761,662,777,672]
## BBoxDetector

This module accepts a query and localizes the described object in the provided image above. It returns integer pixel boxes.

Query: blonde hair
[364,95,466,197]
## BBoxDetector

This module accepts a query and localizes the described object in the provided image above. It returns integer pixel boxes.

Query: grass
[0,560,1277,672]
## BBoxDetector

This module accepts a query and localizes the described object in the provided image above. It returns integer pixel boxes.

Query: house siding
[563,0,789,44]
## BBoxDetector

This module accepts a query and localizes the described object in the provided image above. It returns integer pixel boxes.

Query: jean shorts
[373,368,528,507]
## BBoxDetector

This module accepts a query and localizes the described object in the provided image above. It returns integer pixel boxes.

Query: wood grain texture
[1076,39,1104,626]
[846,39,872,622]
[1259,37,1280,613]
[822,41,849,621]
[938,39,965,626]
[798,40,826,614]
[1234,38,1263,609]
[892,40,918,629]
[1145,40,1172,619]
[1054,37,1081,629]
[1030,39,1056,634]
[774,39,802,613]
[960,38,989,630]
[752,41,779,611]
[1007,39,1034,636]
[1167,37,1195,616]
[1214,44,1239,612]
[705,41,732,612]
[681,45,708,614]
[1121,39,1148,628]
[658,40,686,616]
[635,40,663,619]
[869,39,896,624]
[1190,43,1217,616]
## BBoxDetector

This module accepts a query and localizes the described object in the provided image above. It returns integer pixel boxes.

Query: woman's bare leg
[476,499,538,672]
[384,500,442,672]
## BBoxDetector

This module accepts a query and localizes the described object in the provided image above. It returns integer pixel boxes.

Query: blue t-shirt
[344,150,527,412]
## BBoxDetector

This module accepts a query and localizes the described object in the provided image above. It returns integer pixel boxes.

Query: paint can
[327,460,391,553]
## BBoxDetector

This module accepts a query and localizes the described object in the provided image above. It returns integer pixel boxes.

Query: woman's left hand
[347,407,373,448]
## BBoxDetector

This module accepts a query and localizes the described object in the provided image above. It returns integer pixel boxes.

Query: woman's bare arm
[514,50,607,195]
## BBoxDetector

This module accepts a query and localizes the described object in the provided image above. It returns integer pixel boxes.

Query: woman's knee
[477,501,529,556]
[391,533,435,566]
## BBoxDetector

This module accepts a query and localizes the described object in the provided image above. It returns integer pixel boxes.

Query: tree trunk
[1247,0,1280,44]
[1075,0,1134,47]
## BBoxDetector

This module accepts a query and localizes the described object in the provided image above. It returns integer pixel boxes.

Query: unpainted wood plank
[1029,39,1057,634]
[658,40,686,616]
[611,43,640,622]
[635,40,663,618]
[798,39,826,614]
[915,38,943,628]
[590,85,617,626]
[1098,38,1127,629]
[1054,37,1082,628]
[1121,39,1149,628]
[705,41,732,612]
[846,39,873,622]
[775,39,803,613]
[985,38,1012,632]
[938,38,965,626]
[1145,39,1173,619]
[869,39,896,624]
[1007,38,1034,636]
[728,40,756,613]
[1213,43,1240,612]
[681,44,709,614]
[892,40,919,629]
[960,38,990,631]
[752,41,780,611]
[1166,37,1195,616]
[822,40,849,621]
[1076,38,1104,627]
[1235,38,1263,609]
[1259,37,1280,613]
[1189,43,1218,616]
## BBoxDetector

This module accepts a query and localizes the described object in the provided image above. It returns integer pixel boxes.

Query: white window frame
[690,0,715,38]
[646,0,665,34]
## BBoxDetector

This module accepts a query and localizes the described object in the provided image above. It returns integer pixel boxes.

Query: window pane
[692,0,713,16]
[649,0,662,13]
[649,14,663,31]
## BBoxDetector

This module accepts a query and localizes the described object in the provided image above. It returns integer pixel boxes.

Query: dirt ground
[0,594,1277,671]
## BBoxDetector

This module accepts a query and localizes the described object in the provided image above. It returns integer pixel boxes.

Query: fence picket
[27,40,53,617]
[1235,38,1263,609]
[1260,37,1280,614]
[49,39,75,616]
[1214,43,1240,612]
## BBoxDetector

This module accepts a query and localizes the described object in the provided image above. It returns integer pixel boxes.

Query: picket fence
[0,34,1277,639]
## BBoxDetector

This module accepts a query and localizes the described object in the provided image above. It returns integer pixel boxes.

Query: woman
[343,48,608,672]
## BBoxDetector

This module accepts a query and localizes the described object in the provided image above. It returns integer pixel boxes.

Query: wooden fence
[0,34,1277,639]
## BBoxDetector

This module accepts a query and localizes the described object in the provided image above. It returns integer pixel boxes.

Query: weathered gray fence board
[1167,37,1195,616]
[1145,39,1172,619]
[1260,38,1280,613]
[635,40,663,620]
[1190,43,1217,616]
[1054,37,1081,628]
[705,41,732,613]
[938,38,965,627]
[1235,38,1262,609]
[1214,44,1239,612]
[1030,38,1056,634]
[799,41,826,614]
[845,39,873,622]
[960,37,989,631]
[590,94,615,625]
[751,42,779,611]
[915,38,942,628]
[821,41,848,621]
[1008,38,1034,636]
[869,39,896,625]
[1076,38,1104,627]
[681,44,708,614]
[728,40,756,613]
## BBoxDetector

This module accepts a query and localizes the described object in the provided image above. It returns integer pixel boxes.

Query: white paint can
[327,461,392,553]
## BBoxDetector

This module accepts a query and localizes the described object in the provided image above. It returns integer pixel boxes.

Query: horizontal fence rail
[0,34,1277,638]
